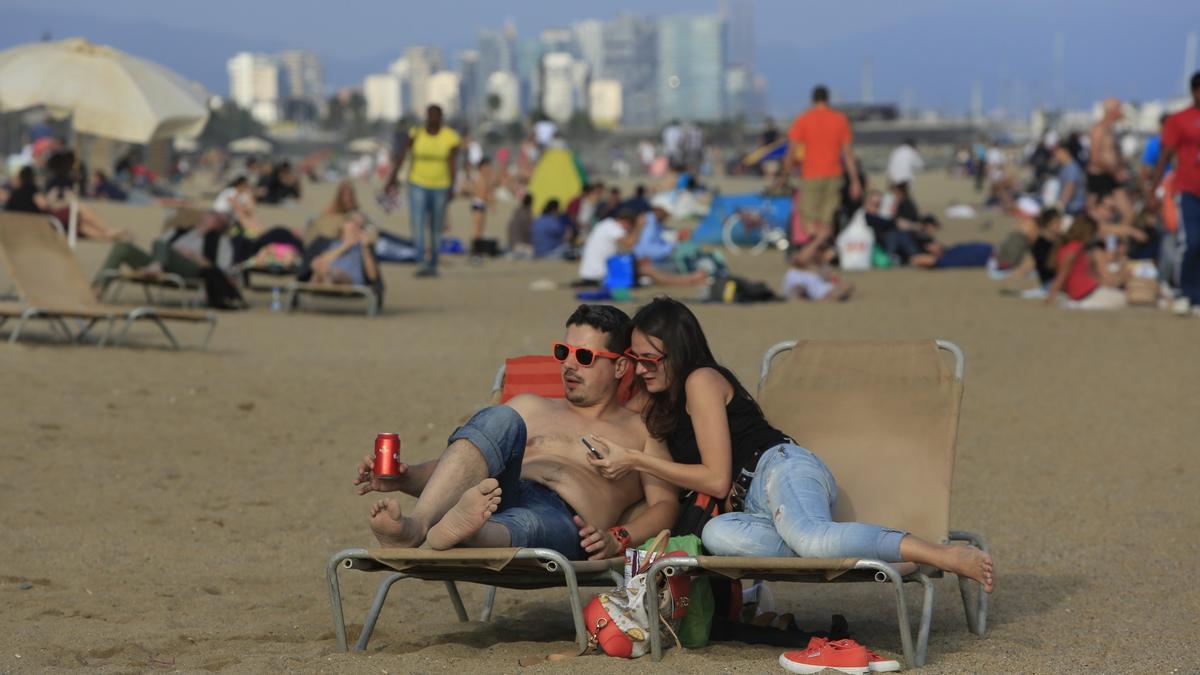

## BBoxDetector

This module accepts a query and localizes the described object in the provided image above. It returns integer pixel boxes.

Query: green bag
[871,244,892,269]
[638,533,714,648]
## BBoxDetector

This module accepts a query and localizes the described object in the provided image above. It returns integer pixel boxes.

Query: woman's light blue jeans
[702,443,907,561]
[408,184,449,270]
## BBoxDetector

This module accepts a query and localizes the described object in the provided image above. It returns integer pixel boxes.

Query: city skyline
[1,0,1198,120]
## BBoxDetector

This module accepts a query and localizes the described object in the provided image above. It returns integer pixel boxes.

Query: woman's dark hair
[631,296,759,439]
[520,194,533,208]
[227,175,249,189]
[565,304,631,353]
[17,165,37,189]
[542,199,560,215]
[46,150,76,180]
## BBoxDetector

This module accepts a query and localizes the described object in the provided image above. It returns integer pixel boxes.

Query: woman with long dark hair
[586,296,994,592]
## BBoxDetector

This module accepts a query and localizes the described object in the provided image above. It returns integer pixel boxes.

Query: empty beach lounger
[327,355,629,653]
[0,213,217,349]
[639,339,989,668]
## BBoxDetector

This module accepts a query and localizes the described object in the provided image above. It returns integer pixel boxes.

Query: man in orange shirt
[785,85,862,239]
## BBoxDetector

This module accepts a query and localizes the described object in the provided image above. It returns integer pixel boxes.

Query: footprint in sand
[426,478,502,550]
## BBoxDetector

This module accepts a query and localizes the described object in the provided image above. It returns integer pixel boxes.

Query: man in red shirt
[784,85,862,240]
[1149,71,1200,312]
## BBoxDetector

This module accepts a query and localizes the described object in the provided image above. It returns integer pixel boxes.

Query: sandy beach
[2,172,1197,673]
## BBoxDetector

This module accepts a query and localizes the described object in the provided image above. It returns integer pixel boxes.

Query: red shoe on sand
[864,645,901,672]
[779,638,868,674]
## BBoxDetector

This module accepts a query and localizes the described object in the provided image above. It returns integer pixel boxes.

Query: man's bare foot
[368,499,424,547]
[425,478,502,550]
[942,545,995,593]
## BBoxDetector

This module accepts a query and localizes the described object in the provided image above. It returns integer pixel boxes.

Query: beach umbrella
[0,37,209,144]
[348,136,383,154]
[228,136,272,154]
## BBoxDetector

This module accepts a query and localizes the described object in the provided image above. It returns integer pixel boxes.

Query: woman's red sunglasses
[552,342,621,367]
[623,349,668,372]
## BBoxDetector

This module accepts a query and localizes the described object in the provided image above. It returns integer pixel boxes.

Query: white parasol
[0,37,209,144]
[228,136,273,154]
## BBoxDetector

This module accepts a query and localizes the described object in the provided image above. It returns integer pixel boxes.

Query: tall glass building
[657,15,726,122]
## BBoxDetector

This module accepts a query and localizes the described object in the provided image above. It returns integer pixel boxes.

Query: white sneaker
[1172,297,1191,316]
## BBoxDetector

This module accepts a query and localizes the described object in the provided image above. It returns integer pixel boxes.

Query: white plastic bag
[836,208,875,271]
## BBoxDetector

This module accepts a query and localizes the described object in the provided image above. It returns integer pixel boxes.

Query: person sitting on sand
[584,297,995,592]
[575,208,707,288]
[1045,212,1128,310]
[354,304,680,559]
[531,199,570,259]
[907,216,995,269]
[213,175,267,235]
[506,194,534,258]
[782,229,854,301]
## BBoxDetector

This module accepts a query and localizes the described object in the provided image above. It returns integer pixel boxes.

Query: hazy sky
[2,0,1197,116]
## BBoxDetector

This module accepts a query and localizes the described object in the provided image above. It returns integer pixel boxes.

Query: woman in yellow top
[384,104,460,277]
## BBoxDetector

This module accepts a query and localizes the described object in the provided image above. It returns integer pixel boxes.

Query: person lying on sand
[354,304,680,560]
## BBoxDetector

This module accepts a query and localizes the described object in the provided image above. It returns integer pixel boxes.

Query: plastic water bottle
[270,287,283,312]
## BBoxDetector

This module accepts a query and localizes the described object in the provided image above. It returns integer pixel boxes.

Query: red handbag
[581,531,691,658]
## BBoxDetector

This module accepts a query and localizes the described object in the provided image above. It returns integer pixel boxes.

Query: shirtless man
[469,158,495,243]
[355,304,679,560]
[1087,98,1133,221]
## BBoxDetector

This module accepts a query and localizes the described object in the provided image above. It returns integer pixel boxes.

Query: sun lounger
[97,268,206,307]
[640,339,988,667]
[284,280,380,316]
[0,213,216,349]
[327,355,628,653]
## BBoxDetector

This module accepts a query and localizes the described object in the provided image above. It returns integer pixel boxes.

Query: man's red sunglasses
[552,342,622,367]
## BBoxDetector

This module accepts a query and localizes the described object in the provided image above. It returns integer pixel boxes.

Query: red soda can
[374,433,401,478]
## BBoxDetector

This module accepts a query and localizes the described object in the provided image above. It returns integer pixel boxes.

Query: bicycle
[721,202,790,255]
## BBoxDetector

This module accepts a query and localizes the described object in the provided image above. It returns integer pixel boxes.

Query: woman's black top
[667,372,789,476]
[4,186,41,213]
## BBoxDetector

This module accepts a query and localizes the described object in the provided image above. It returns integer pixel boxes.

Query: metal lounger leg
[480,586,497,622]
[519,548,589,653]
[122,309,181,350]
[201,315,217,349]
[75,318,101,344]
[914,571,935,667]
[149,316,181,350]
[444,581,470,623]
[354,573,408,652]
[326,548,366,652]
[949,530,989,636]
[99,317,116,347]
[857,560,917,669]
[644,556,701,662]
[9,308,42,344]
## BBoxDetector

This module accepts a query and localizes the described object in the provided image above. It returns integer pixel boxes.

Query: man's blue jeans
[408,184,449,270]
[446,406,585,559]
[702,443,907,561]
[1179,191,1200,304]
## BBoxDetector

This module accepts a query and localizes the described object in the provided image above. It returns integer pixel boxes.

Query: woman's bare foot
[368,498,424,547]
[425,478,502,550]
[942,545,995,593]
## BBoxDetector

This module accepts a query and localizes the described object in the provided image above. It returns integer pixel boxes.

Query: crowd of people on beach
[3,71,1198,318]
